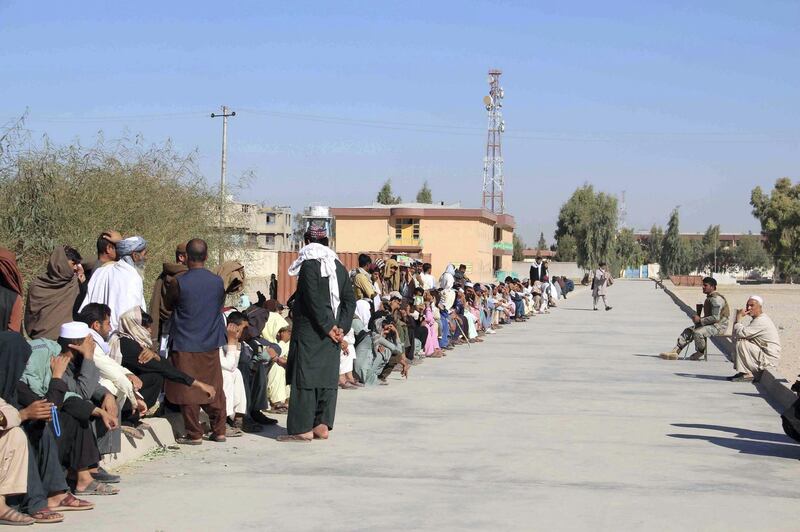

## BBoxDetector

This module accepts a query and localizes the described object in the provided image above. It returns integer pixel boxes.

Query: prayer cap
[749,295,764,305]
[389,291,402,300]
[465,282,474,288]
[60,321,90,339]
[116,236,147,257]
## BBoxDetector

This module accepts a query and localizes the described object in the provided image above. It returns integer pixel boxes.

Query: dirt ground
[669,283,800,383]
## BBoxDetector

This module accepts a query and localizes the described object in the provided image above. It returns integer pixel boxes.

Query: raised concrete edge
[101,417,176,471]
[654,278,796,412]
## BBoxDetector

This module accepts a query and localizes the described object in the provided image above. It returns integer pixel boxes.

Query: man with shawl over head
[277,224,355,442]
[0,248,24,333]
[24,246,82,341]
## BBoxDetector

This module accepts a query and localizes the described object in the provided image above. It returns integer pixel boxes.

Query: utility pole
[211,105,236,264]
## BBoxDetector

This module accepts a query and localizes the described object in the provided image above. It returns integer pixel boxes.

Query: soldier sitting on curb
[659,277,729,360]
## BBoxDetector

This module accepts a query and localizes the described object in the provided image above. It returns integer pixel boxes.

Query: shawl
[383,259,401,292]
[439,264,455,290]
[288,243,341,320]
[24,246,79,340]
[0,331,31,408]
[79,259,145,331]
[355,299,371,326]
[108,307,153,364]
[214,261,246,294]
[0,248,23,295]
[148,261,188,343]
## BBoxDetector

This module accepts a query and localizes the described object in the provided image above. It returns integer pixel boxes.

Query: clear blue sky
[2,0,798,244]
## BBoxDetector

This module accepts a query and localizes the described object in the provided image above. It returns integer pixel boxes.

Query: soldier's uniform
[663,291,729,359]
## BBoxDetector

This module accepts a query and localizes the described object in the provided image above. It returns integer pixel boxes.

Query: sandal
[176,435,203,445]
[0,508,34,526]
[49,492,95,512]
[205,433,227,442]
[74,480,119,496]
[30,509,64,524]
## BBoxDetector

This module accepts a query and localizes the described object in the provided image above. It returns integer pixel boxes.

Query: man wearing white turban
[80,236,147,332]
[728,295,782,382]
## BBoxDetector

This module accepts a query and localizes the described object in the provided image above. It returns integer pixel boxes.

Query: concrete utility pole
[211,105,236,264]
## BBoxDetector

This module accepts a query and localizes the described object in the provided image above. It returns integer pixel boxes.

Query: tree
[660,208,686,276]
[376,179,402,205]
[613,228,643,274]
[645,225,664,264]
[554,184,618,269]
[554,234,577,262]
[512,234,525,261]
[733,235,771,272]
[751,178,800,281]
[415,181,432,204]
[701,224,721,273]
[537,232,547,251]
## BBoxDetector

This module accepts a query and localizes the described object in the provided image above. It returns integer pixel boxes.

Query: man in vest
[660,276,729,360]
[164,239,226,444]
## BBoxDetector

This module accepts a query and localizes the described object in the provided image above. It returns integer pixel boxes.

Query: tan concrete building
[224,200,293,251]
[331,203,515,282]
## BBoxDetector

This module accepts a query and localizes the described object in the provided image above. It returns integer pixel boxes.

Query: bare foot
[312,424,329,440]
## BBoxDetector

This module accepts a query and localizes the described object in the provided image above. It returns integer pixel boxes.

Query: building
[330,202,515,282]
[224,200,293,251]
[521,248,556,262]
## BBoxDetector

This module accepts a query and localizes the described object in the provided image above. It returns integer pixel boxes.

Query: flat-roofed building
[330,202,515,282]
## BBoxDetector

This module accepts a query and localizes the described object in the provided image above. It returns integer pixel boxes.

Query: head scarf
[214,261,246,294]
[355,299,371,326]
[116,236,147,267]
[24,246,79,340]
[288,242,342,320]
[439,264,455,291]
[108,307,153,364]
[383,259,401,292]
[0,248,23,296]
[307,223,328,240]
[0,331,32,408]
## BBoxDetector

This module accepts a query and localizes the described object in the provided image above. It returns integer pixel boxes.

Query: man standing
[164,239,226,444]
[660,277,729,360]
[419,262,437,290]
[278,225,355,442]
[352,254,376,301]
[592,262,613,311]
[728,295,781,382]
[529,256,547,283]
[149,243,189,349]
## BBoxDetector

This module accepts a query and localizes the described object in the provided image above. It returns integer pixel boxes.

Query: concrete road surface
[58,281,799,531]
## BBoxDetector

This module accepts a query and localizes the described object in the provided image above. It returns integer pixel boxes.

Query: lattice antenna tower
[481,69,505,213]
[619,190,628,229]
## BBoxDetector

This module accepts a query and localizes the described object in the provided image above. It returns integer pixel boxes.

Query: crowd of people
[0,225,578,524]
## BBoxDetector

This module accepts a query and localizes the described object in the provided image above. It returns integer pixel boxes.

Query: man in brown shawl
[214,261,246,297]
[148,243,188,347]
[0,248,24,333]
[24,247,81,341]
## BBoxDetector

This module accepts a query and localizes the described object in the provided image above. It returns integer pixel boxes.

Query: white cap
[748,295,764,305]
[59,321,90,339]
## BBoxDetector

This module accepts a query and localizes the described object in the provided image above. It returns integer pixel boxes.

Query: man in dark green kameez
[278,226,355,442]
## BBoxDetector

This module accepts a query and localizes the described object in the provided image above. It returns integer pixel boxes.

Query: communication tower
[481,69,505,213]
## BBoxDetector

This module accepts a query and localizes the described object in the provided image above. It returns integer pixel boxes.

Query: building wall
[419,218,495,282]
[333,217,390,253]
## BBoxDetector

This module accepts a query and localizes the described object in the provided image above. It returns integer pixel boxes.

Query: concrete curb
[101,417,176,470]
[656,279,796,412]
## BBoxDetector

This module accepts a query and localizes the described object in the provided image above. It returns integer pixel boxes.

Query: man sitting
[728,295,781,382]
[660,277,729,360]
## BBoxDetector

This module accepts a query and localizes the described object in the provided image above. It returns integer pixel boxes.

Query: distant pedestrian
[592,262,613,311]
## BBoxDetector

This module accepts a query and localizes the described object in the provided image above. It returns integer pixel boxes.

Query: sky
[2,0,798,244]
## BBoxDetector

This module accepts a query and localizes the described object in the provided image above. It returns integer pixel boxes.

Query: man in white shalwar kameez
[728,295,782,382]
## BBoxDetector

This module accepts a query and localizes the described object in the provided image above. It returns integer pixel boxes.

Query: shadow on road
[671,423,790,443]
[631,353,661,358]
[674,372,730,381]
[668,423,799,459]
[559,308,597,312]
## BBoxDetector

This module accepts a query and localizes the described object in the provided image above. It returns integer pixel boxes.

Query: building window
[395,218,420,241]
[265,213,275,224]
[265,234,275,247]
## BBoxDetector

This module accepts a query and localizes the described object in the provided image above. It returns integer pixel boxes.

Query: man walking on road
[660,277,729,360]
[278,225,355,442]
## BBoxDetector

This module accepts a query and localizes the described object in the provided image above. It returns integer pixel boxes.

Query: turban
[307,224,327,240]
[116,236,147,257]
[748,295,764,305]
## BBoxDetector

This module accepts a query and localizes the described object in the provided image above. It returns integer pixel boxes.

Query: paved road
[60,281,799,531]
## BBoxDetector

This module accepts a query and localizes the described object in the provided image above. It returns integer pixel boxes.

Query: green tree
[376,179,402,205]
[751,178,800,281]
[554,234,577,262]
[512,234,525,261]
[701,224,721,272]
[660,208,686,277]
[554,184,618,268]
[733,234,771,272]
[415,181,432,204]
[537,232,547,250]
[645,225,663,264]
[613,228,643,273]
